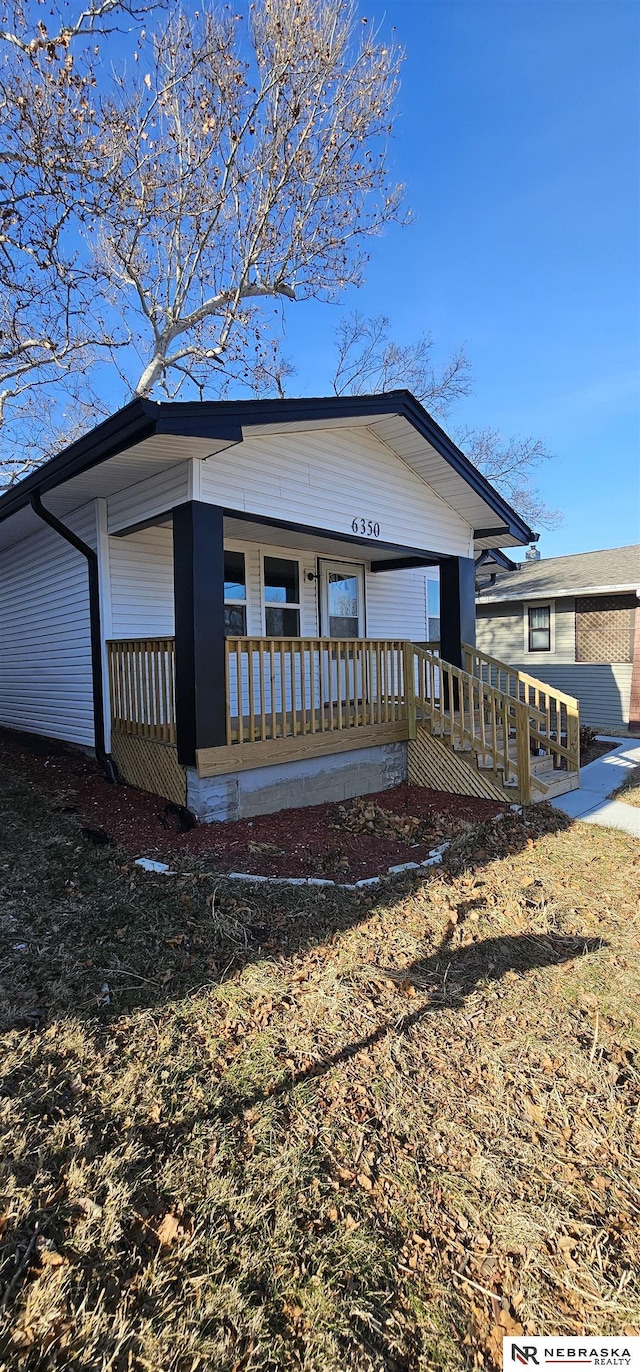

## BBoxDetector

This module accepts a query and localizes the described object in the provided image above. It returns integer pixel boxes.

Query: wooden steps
[413,692,581,804]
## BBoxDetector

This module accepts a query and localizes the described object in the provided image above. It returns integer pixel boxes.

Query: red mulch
[0,728,507,882]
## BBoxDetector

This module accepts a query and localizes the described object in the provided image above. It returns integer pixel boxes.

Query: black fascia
[0,390,535,547]
[368,555,441,573]
[475,547,518,572]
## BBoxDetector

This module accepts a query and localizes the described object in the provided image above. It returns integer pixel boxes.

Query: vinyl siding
[509,663,633,731]
[0,503,96,746]
[476,598,576,665]
[199,426,474,558]
[109,526,175,638]
[365,568,428,638]
[106,459,190,534]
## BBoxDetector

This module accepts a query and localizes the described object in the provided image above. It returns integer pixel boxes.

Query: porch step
[529,768,581,801]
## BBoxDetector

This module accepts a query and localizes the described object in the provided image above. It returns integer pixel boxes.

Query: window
[224,550,246,636]
[263,556,300,636]
[528,604,551,652]
[427,577,440,643]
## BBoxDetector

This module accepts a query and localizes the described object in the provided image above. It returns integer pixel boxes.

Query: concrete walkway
[551,736,640,837]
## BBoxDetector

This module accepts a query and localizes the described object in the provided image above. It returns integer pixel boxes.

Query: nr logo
[512,1348,540,1366]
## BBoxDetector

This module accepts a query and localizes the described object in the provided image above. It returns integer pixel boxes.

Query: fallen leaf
[525,1098,546,1129]
[155,1213,182,1249]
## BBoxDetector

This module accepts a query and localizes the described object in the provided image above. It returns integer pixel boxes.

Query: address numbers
[351,518,381,538]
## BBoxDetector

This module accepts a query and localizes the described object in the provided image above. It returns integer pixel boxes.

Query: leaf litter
[0,755,638,1369]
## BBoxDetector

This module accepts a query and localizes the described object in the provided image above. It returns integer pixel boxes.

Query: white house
[0,392,580,819]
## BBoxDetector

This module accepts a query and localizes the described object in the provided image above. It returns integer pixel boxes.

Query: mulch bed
[580,738,617,767]
[0,727,507,882]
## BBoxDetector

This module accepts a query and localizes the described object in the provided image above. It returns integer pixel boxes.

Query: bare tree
[455,426,560,530]
[0,0,403,482]
[332,310,471,418]
[330,311,560,529]
[98,2,403,400]
[0,0,159,482]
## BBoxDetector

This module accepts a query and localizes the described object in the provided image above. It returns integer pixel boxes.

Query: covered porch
[106,623,580,813]
[103,494,485,813]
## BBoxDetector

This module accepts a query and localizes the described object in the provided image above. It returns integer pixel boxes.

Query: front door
[319,561,365,638]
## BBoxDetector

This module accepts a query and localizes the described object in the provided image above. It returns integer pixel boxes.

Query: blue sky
[284,0,640,558]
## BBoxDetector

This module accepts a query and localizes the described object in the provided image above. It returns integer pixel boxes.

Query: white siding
[0,503,96,746]
[365,568,428,639]
[107,460,190,534]
[199,426,473,558]
[110,526,175,638]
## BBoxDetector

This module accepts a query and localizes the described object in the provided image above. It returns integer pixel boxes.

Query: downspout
[29,491,117,781]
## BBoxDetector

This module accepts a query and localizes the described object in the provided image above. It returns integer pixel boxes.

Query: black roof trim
[0,390,534,545]
[475,547,518,572]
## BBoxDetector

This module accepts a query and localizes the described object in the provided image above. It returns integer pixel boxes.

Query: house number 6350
[351,518,381,538]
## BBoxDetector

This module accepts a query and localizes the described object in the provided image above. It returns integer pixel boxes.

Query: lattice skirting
[111,732,187,807]
[408,727,506,801]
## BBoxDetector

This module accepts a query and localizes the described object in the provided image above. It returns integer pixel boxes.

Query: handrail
[462,642,580,776]
[462,643,579,709]
[410,643,533,801]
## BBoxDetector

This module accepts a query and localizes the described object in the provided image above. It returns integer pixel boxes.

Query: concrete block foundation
[186,741,408,823]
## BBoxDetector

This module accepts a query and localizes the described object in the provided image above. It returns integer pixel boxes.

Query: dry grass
[610,764,640,809]
[0,759,639,1371]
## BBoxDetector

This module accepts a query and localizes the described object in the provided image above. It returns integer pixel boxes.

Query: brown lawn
[0,750,639,1370]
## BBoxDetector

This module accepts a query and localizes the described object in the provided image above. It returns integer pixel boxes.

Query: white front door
[319,560,365,638]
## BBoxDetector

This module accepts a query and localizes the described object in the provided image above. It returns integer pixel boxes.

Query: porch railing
[462,643,580,775]
[410,643,541,801]
[225,637,407,744]
[107,638,176,744]
[105,636,579,804]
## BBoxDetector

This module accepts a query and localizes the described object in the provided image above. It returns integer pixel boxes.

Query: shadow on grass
[0,747,589,1034]
[0,756,613,1369]
[219,931,605,1114]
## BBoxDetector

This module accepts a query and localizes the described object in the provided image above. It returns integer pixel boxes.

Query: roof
[476,544,640,603]
[0,391,534,555]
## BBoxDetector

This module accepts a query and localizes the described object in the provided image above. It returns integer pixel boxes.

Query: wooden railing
[462,643,580,775]
[107,638,176,744]
[409,643,539,802]
[105,635,579,803]
[225,637,407,745]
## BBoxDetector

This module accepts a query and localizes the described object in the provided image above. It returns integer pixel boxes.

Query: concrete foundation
[186,741,408,823]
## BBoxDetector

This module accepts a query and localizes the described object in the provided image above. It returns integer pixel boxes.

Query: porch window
[528,604,551,652]
[263,556,300,636]
[427,577,440,643]
[224,550,246,636]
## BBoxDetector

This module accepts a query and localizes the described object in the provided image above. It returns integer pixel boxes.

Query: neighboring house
[476,544,640,732]
[0,391,580,820]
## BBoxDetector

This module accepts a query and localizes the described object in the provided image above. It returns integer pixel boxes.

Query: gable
[199,424,474,559]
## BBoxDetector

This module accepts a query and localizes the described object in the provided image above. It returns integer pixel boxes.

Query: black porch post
[173,500,226,766]
[440,556,476,669]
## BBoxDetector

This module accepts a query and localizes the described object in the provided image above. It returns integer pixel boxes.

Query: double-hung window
[224,550,246,636]
[263,556,300,636]
[528,604,551,652]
